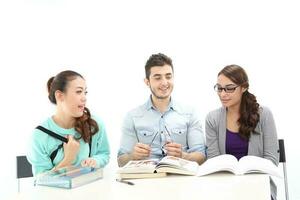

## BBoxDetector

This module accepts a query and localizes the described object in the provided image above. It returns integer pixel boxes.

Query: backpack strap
[50,143,64,163]
[36,126,92,162]
[89,137,92,157]
[36,126,68,143]
[36,126,68,163]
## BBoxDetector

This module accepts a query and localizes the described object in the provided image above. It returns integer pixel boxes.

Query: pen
[116,179,134,185]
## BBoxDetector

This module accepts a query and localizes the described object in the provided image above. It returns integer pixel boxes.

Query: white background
[0,0,299,199]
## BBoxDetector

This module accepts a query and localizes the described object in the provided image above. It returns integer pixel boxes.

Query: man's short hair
[145,53,173,79]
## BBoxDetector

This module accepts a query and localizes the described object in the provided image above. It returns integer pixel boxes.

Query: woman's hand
[63,135,80,163]
[81,158,97,168]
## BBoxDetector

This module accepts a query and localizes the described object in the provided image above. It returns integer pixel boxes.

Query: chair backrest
[278,139,289,200]
[16,155,33,179]
[278,139,286,163]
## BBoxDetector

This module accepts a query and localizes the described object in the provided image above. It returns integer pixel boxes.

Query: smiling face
[216,74,246,109]
[56,77,87,118]
[144,64,174,101]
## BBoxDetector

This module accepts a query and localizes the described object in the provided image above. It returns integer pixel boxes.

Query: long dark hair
[218,65,260,140]
[47,70,99,143]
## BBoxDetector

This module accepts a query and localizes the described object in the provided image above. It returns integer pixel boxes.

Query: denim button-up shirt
[118,97,206,159]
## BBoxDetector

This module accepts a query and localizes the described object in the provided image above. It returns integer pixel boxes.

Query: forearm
[53,158,73,170]
[117,153,133,167]
[182,152,206,165]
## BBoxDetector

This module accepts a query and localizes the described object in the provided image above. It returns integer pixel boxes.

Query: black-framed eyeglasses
[214,84,240,93]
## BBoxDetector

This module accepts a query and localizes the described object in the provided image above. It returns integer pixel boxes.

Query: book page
[157,156,199,175]
[197,154,238,176]
[117,159,159,174]
[237,156,281,177]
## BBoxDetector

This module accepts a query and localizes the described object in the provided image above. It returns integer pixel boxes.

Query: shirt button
[161,116,163,118]
[161,131,163,133]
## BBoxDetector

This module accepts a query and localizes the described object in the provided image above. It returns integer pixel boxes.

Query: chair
[16,155,33,193]
[278,139,289,200]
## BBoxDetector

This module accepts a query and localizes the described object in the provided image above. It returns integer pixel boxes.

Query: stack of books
[117,156,199,179]
[34,166,103,189]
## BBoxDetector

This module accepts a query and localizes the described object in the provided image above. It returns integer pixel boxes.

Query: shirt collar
[145,95,178,111]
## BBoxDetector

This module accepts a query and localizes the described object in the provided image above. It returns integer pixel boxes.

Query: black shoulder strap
[36,126,68,143]
[36,125,92,161]
[89,137,92,157]
[50,143,64,162]
[36,126,68,163]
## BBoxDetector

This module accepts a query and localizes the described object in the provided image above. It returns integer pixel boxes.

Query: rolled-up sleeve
[186,111,206,157]
[118,112,139,157]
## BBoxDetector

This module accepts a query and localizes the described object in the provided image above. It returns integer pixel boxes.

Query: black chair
[16,155,33,193]
[278,139,289,200]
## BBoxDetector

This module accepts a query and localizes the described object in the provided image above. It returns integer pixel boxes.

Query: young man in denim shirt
[118,53,206,167]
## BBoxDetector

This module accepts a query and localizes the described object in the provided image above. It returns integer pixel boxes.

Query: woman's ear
[54,90,64,102]
[242,87,248,93]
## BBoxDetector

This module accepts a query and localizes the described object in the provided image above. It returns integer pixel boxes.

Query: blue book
[34,166,103,189]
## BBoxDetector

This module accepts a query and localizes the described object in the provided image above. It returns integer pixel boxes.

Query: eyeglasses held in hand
[147,126,173,157]
[161,126,173,156]
[214,84,240,93]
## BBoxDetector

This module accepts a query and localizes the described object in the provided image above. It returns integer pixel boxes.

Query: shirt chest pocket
[137,130,156,144]
[171,128,187,144]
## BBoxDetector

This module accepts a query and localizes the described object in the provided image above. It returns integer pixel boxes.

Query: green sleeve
[27,130,54,175]
[90,117,110,168]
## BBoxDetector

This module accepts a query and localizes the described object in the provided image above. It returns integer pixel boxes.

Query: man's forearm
[117,153,133,167]
[182,152,206,165]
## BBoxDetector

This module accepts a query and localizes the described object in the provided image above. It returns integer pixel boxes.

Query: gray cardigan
[205,106,280,199]
[205,106,279,165]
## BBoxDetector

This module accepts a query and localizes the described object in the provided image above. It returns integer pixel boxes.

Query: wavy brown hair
[47,70,99,143]
[218,65,260,140]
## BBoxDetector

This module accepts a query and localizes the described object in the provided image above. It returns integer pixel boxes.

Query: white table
[9,172,271,200]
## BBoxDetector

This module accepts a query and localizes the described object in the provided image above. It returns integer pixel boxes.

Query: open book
[34,166,103,189]
[117,156,199,179]
[197,154,281,177]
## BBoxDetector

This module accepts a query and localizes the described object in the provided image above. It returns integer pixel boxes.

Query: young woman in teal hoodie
[27,70,110,175]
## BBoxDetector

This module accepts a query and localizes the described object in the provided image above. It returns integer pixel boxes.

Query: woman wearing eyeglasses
[205,65,279,200]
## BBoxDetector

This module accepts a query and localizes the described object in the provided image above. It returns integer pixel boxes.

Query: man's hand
[165,142,182,158]
[131,143,151,160]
